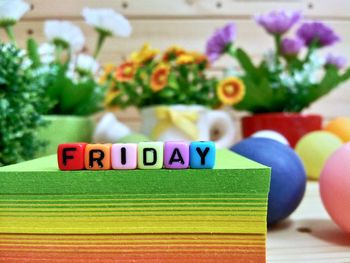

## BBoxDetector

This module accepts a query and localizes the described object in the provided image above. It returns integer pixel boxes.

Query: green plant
[103,44,245,109]
[206,11,350,113]
[0,43,52,166]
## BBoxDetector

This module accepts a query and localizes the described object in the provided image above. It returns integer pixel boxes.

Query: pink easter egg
[319,143,350,233]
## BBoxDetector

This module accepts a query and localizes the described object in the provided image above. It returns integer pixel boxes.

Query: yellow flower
[189,52,209,66]
[131,43,159,64]
[104,89,120,108]
[162,45,186,61]
[115,61,137,82]
[150,63,170,92]
[176,54,195,65]
[99,63,116,84]
[217,77,245,106]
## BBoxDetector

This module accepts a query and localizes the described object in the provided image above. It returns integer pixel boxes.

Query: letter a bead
[111,143,138,169]
[85,144,111,170]
[58,143,87,170]
[164,141,189,169]
[138,142,164,169]
[190,141,216,169]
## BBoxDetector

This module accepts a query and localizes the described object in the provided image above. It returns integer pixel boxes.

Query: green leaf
[60,78,95,114]
[297,66,341,109]
[340,67,350,82]
[46,64,65,106]
[26,38,41,68]
[235,48,260,82]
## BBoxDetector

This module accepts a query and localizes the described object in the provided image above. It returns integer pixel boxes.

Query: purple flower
[326,54,347,69]
[206,23,236,63]
[296,22,340,47]
[255,10,301,35]
[281,38,304,56]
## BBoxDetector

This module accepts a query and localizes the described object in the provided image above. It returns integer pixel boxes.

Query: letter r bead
[57,143,87,170]
[190,141,216,169]
[85,144,111,170]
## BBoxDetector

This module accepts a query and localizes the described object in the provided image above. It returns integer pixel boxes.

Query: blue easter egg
[230,137,306,225]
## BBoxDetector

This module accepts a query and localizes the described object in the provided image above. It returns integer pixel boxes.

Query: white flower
[44,20,85,52]
[65,59,79,83]
[0,0,30,25]
[38,43,55,64]
[75,53,99,75]
[65,54,100,82]
[82,7,132,37]
[279,72,295,90]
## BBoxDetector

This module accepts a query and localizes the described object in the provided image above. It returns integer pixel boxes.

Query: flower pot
[241,113,323,147]
[140,105,236,148]
[37,115,93,156]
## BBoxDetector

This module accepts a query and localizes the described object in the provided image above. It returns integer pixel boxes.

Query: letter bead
[138,142,164,169]
[190,141,216,169]
[57,143,87,170]
[164,141,189,169]
[111,143,138,170]
[85,144,111,170]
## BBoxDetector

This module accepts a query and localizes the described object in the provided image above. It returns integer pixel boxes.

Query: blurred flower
[296,22,340,47]
[325,53,347,69]
[38,43,55,64]
[67,54,99,81]
[99,63,116,84]
[150,63,170,92]
[217,77,245,106]
[280,53,325,90]
[206,22,236,63]
[65,61,79,83]
[82,7,132,37]
[75,54,100,75]
[44,20,85,52]
[115,61,136,82]
[104,89,120,107]
[189,52,209,66]
[281,38,304,56]
[0,0,30,26]
[176,54,195,65]
[255,10,301,35]
[162,45,186,61]
[131,43,159,64]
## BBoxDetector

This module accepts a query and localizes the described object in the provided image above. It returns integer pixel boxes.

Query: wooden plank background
[5,0,350,131]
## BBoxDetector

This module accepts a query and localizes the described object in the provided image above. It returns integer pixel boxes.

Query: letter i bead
[111,143,138,169]
[85,144,111,170]
[190,141,216,169]
[58,143,87,170]
[164,141,189,169]
[138,142,164,169]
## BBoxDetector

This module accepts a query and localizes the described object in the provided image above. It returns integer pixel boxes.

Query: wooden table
[267,182,350,262]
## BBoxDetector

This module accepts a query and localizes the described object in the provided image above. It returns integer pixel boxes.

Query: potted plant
[0,0,52,166]
[205,10,350,147]
[1,0,133,156]
[101,44,245,148]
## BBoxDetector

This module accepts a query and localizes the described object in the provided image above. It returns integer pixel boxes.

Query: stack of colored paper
[0,149,270,262]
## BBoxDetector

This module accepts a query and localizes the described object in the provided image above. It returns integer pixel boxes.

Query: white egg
[251,130,290,146]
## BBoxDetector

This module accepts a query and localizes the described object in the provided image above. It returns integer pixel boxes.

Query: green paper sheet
[0,149,271,235]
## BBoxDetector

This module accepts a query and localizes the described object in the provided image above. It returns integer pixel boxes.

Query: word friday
[58,141,216,170]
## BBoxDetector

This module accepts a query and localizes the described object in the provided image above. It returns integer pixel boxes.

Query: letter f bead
[57,143,87,170]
